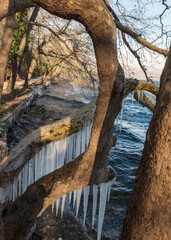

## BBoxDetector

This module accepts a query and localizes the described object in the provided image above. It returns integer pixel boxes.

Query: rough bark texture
[0,15,16,103]
[120,48,171,240]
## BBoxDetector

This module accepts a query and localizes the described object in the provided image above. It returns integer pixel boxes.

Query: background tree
[0,15,16,104]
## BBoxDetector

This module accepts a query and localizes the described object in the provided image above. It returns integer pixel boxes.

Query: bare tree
[0,15,16,103]
[0,1,170,240]
[6,7,40,93]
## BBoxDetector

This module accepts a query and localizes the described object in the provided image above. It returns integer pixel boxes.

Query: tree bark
[0,0,35,21]
[120,48,171,240]
[6,7,40,93]
[24,39,47,87]
[0,15,16,103]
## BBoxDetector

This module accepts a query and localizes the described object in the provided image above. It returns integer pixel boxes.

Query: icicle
[86,124,92,147]
[56,199,60,217]
[34,152,38,182]
[76,188,82,218]
[137,90,140,102]
[61,195,66,218]
[12,177,17,201]
[92,185,98,229]
[119,99,124,133]
[141,90,144,100]
[81,128,86,153]
[75,131,81,157]
[69,191,72,204]
[73,190,77,208]
[46,142,53,174]
[57,138,66,169]
[41,146,46,176]
[28,158,33,186]
[97,182,108,240]
[66,136,73,164]
[8,122,95,204]
[107,181,112,202]
[83,186,90,225]
[24,162,29,193]
[18,172,22,196]
[52,202,55,213]
[38,149,43,178]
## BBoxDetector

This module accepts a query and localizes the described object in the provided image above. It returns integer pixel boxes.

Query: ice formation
[83,186,90,225]
[92,185,98,228]
[8,122,114,240]
[119,99,125,133]
[97,183,109,240]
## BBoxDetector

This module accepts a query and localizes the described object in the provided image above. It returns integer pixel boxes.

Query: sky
[109,0,171,80]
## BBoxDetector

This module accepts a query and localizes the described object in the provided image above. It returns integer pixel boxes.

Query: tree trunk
[6,7,40,93]
[24,37,52,87]
[0,15,16,103]
[0,0,34,21]
[2,1,121,239]
[120,48,171,240]
[0,78,158,192]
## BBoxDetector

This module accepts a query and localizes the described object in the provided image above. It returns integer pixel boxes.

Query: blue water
[102,93,153,239]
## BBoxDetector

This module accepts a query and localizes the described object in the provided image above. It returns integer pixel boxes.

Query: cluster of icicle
[8,123,114,240]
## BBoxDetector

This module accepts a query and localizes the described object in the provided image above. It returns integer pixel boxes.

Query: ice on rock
[8,124,92,202]
[92,185,98,229]
[97,182,109,240]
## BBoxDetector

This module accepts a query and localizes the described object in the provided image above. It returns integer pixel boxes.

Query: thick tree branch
[103,0,168,57]
[0,78,158,189]
[114,20,168,57]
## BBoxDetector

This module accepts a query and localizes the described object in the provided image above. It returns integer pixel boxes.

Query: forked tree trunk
[0,15,16,103]
[120,48,171,240]
[2,1,121,239]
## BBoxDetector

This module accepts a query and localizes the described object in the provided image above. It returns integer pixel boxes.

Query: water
[104,93,152,239]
